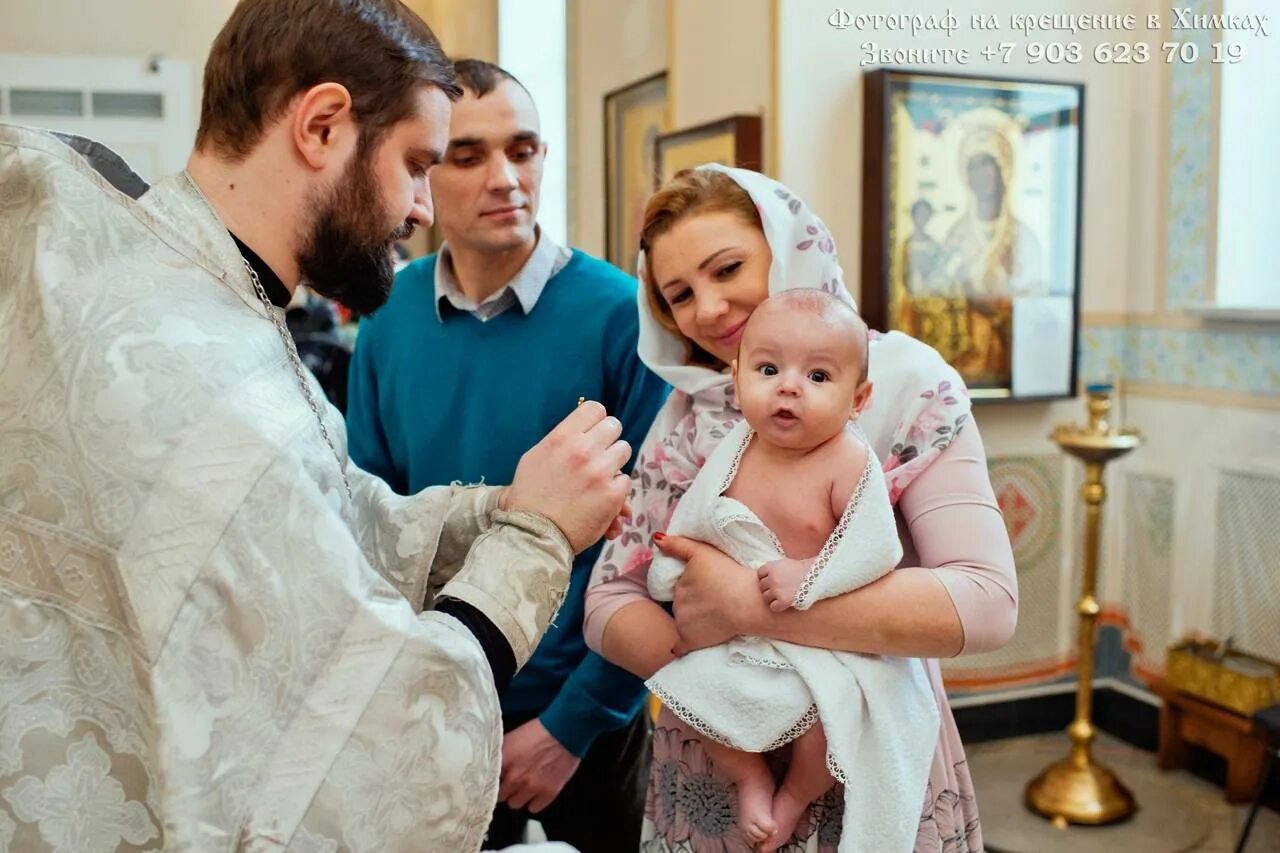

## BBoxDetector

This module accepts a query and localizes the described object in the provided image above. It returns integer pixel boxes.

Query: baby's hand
[756,557,814,612]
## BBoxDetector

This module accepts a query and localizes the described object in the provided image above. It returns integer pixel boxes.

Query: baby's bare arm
[826,427,871,520]
[757,430,870,612]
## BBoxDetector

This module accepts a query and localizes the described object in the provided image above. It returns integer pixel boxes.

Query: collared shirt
[433,227,572,322]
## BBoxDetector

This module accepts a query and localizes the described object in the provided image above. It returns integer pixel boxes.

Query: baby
[645,290,934,852]
[732,293,874,620]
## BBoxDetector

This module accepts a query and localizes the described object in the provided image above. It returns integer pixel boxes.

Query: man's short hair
[452,58,530,99]
[196,0,463,159]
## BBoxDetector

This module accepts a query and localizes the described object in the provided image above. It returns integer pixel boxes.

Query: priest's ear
[291,83,358,172]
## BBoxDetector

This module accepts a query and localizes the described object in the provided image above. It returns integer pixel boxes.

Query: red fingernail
[653,532,666,543]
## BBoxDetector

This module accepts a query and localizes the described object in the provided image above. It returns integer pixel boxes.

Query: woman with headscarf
[584,165,1018,852]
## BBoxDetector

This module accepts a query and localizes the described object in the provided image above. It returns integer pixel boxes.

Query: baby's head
[731,290,871,451]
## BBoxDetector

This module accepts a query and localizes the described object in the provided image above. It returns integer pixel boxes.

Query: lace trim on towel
[650,683,819,752]
[718,426,756,496]
[827,749,847,784]
[729,650,794,670]
[713,511,785,556]
[715,427,786,556]
[792,461,872,610]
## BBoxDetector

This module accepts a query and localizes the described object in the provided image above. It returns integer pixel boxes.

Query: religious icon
[654,114,763,187]
[861,70,1084,401]
[604,72,669,275]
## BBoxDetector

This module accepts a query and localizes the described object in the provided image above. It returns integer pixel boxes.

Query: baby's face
[734,309,868,451]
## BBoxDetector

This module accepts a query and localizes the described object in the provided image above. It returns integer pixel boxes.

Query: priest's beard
[297,144,413,315]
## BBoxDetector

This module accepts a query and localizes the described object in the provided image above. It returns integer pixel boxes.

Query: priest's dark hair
[196,0,463,159]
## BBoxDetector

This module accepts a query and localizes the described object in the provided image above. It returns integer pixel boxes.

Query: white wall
[668,0,771,132]
[412,0,498,61]
[0,0,237,130]
[0,54,194,179]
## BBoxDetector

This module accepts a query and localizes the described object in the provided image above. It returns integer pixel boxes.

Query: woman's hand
[655,534,767,655]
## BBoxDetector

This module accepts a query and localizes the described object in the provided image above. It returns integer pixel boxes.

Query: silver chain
[183,172,353,501]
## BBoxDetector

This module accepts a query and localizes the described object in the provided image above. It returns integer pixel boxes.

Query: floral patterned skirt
[640,703,982,853]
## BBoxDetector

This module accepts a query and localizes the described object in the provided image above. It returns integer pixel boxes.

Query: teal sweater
[346,250,669,757]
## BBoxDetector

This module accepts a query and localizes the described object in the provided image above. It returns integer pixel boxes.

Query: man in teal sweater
[346,60,668,851]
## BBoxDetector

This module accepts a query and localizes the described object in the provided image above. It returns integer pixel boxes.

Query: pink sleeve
[582,403,693,654]
[897,420,1018,656]
[583,560,655,655]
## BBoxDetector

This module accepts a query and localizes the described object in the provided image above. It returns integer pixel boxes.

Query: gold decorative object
[1166,639,1280,717]
[1026,383,1142,825]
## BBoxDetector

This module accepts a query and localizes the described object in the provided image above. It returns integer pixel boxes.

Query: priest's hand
[503,401,632,553]
[656,534,764,656]
[498,718,581,814]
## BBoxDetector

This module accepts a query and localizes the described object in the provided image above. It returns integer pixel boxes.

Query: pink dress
[585,418,1017,852]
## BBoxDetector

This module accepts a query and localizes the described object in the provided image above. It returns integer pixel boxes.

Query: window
[498,0,567,247]
[1213,0,1280,309]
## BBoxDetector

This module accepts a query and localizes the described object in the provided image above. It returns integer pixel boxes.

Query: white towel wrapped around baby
[646,419,940,853]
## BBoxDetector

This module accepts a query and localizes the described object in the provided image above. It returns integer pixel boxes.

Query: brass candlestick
[1026,384,1143,826]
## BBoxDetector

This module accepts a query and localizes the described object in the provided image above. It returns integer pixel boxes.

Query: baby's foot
[757,557,813,612]
[762,779,813,852]
[733,764,777,846]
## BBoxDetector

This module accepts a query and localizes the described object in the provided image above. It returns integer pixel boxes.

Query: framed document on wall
[654,114,763,186]
[604,72,668,275]
[861,69,1084,401]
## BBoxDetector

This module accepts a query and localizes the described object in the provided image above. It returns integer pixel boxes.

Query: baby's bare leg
[763,724,836,852]
[757,556,812,612]
[699,739,777,844]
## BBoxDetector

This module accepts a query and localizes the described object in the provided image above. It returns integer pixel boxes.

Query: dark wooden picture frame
[861,69,1085,402]
[654,114,764,187]
[603,72,668,275]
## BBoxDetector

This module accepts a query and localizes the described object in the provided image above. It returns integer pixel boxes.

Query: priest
[0,0,630,849]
